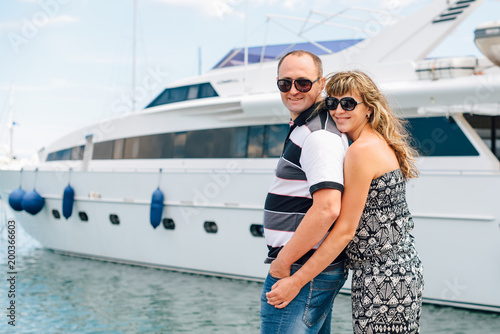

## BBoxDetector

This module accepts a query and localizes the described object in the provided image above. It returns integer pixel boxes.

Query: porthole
[204,221,218,234]
[109,214,120,225]
[52,209,61,219]
[250,224,264,237]
[78,211,88,222]
[162,218,175,230]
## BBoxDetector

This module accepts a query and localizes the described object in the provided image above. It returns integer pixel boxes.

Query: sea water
[1,218,499,333]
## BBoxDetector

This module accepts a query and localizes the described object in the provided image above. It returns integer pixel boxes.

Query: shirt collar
[291,102,320,127]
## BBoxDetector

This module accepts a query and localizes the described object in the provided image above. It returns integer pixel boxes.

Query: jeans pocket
[302,268,346,327]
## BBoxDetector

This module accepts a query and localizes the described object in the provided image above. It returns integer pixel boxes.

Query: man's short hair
[277,50,323,77]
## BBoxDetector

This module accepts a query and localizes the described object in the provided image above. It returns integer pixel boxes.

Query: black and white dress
[346,169,424,334]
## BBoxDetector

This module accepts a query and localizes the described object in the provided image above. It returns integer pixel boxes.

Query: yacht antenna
[7,84,14,162]
[198,46,202,75]
[244,0,248,92]
[132,0,138,111]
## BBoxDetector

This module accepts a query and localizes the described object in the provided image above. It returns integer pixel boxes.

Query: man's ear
[319,76,326,91]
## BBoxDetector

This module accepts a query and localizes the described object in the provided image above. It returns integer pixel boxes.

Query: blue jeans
[260,265,346,334]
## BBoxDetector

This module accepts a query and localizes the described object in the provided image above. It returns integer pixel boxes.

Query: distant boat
[475,20,500,66]
[1,0,499,313]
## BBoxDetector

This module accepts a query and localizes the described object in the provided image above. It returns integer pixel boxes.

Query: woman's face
[327,90,371,140]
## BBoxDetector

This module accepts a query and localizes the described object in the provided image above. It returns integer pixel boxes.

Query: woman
[266,71,424,334]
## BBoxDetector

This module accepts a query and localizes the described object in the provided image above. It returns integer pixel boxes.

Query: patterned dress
[346,169,424,334]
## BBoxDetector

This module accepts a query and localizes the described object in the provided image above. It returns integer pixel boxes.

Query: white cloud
[150,0,282,18]
[0,15,79,36]
[283,0,301,10]
[379,0,420,10]
[46,14,79,26]
[150,0,239,17]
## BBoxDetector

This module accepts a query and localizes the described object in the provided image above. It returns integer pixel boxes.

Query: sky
[0,0,499,160]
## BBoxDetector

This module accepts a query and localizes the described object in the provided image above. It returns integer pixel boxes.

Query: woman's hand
[266,276,302,309]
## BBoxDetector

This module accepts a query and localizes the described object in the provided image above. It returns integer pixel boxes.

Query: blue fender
[22,190,45,215]
[8,187,26,211]
[62,185,75,219]
[150,188,164,229]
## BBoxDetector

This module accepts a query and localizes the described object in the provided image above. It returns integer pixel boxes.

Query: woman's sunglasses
[277,77,320,93]
[325,97,364,111]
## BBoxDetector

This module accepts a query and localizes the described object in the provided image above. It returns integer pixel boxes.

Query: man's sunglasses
[277,77,320,93]
[325,97,364,111]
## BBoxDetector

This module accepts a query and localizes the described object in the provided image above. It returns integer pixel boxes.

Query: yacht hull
[1,162,499,312]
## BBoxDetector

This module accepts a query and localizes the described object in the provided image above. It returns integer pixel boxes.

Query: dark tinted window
[71,146,85,160]
[407,117,479,156]
[198,83,218,99]
[46,124,289,161]
[93,140,113,160]
[266,124,288,157]
[113,139,125,159]
[463,114,500,159]
[173,132,186,158]
[46,147,73,161]
[123,133,175,159]
[248,126,265,158]
[184,127,247,158]
[146,83,219,108]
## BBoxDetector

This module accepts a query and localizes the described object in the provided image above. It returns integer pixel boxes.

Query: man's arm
[270,128,345,278]
[270,187,341,278]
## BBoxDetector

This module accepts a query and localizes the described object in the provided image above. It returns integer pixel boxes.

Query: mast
[132,0,138,111]
[7,85,14,162]
[243,0,249,92]
[198,46,202,75]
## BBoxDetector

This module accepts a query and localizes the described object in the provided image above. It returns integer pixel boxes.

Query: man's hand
[266,276,302,309]
[269,257,291,279]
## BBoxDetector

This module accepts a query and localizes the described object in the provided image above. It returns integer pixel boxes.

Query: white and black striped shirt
[264,104,348,266]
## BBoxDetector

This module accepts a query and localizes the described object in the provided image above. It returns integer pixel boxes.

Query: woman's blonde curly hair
[321,70,419,180]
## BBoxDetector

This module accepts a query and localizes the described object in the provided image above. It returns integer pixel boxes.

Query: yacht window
[266,124,289,157]
[124,137,141,159]
[93,140,114,160]
[187,85,199,100]
[407,116,479,156]
[248,126,265,158]
[157,133,175,158]
[47,124,290,161]
[162,218,175,230]
[109,214,120,225]
[204,221,218,234]
[59,148,72,160]
[146,83,219,108]
[46,152,56,161]
[173,132,186,158]
[52,209,61,219]
[184,127,248,158]
[169,87,188,103]
[124,133,175,159]
[113,139,125,159]
[71,146,84,160]
[198,83,218,99]
[78,211,89,222]
[250,224,264,237]
[49,148,72,161]
[463,114,500,159]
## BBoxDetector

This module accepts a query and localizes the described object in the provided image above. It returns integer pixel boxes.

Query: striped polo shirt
[264,103,348,267]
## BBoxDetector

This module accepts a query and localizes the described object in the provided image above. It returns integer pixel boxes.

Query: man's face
[277,54,324,119]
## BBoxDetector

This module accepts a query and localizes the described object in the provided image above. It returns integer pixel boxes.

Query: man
[260,50,348,334]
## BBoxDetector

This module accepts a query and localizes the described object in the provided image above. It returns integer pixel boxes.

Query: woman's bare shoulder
[346,134,398,178]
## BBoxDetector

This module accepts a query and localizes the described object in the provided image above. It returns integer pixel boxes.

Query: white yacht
[1,0,499,312]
